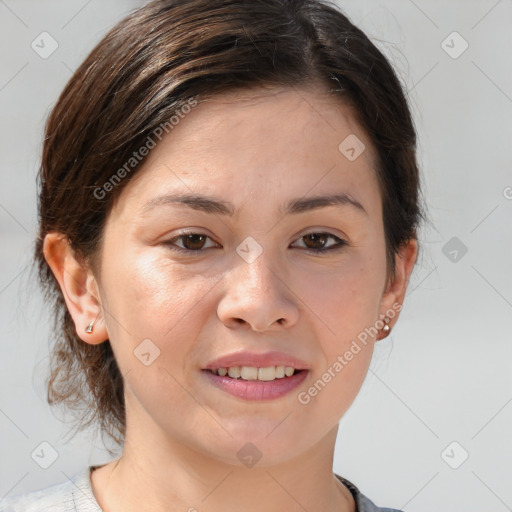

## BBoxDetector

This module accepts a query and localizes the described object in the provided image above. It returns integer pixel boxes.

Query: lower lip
[202,370,309,401]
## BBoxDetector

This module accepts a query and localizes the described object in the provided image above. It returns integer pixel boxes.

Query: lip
[203,350,311,371]
[202,368,309,401]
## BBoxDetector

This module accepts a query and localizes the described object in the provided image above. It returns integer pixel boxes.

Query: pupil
[185,234,205,250]
[306,233,326,249]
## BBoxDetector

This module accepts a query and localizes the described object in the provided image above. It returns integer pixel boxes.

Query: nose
[217,253,300,332]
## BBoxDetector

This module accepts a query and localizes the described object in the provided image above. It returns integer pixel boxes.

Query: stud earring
[380,316,391,338]
[85,313,100,334]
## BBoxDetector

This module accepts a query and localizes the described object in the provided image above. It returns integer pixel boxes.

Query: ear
[376,238,418,340]
[43,232,107,344]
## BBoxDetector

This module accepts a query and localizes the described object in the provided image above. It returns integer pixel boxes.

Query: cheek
[291,249,384,413]
[100,251,216,369]
[305,345,373,434]
[296,260,379,425]
[294,254,384,340]
[107,252,203,322]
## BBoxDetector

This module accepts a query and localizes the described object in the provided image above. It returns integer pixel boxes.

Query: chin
[205,424,312,466]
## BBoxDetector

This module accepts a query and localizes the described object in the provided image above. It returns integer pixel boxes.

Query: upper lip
[203,350,310,370]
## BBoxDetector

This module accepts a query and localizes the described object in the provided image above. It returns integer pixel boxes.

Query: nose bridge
[217,243,299,331]
[232,245,281,298]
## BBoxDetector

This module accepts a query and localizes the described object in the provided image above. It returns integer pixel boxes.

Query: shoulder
[0,467,102,512]
[335,474,404,512]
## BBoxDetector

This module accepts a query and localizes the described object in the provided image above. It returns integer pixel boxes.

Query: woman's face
[91,86,412,465]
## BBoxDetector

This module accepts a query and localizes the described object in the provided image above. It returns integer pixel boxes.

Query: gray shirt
[0,467,404,512]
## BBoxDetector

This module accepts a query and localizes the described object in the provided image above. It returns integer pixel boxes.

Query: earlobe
[376,238,418,339]
[42,233,107,344]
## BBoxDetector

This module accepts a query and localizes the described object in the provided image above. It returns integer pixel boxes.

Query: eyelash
[163,232,348,255]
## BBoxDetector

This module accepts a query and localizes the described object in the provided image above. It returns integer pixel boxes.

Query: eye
[164,232,219,253]
[163,231,347,255]
[291,232,347,254]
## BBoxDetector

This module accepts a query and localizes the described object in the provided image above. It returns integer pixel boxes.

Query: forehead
[179,85,375,155]
[110,86,381,221]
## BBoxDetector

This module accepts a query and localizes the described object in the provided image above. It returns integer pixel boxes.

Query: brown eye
[180,234,207,250]
[292,232,347,254]
[303,233,329,250]
[164,233,219,253]
[164,232,346,255]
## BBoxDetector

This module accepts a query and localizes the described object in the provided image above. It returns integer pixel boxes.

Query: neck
[91,394,355,512]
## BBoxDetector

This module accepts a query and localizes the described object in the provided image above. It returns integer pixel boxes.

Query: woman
[1,0,423,510]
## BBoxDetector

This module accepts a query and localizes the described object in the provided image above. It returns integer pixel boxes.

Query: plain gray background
[1,1,511,511]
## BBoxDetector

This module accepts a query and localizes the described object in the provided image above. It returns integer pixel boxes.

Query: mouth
[201,351,310,400]
[201,364,309,401]
[203,365,303,381]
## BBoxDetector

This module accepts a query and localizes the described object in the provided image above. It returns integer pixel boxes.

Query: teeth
[227,366,241,379]
[212,365,298,381]
[258,366,276,381]
[241,366,258,380]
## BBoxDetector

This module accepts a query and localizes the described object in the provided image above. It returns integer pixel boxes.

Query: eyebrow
[140,192,368,217]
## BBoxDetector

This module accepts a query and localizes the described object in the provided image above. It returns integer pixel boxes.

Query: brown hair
[35,0,424,448]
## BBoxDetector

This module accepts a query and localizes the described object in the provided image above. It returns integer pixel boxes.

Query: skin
[44,85,417,512]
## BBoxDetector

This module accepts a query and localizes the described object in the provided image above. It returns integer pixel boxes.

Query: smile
[202,367,309,400]
[207,365,298,381]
